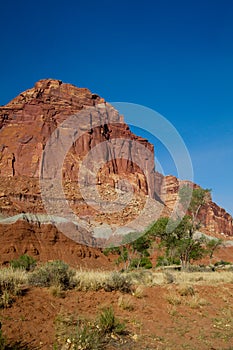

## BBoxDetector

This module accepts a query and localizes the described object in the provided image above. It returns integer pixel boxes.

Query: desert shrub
[28,260,76,290]
[103,272,132,293]
[97,306,125,335]
[10,254,36,271]
[126,270,154,286]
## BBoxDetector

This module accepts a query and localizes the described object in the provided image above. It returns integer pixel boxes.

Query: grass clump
[55,314,102,350]
[98,306,125,335]
[10,254,36,271]
[0,267,27,308]
[185,296,209,309]
[49,284,65,298]
[132,285,145,298]
[54,307,126,349]
[28,260,76,290]
[178,285,195,297]
[118,295,134,311]
[166,292,182,306]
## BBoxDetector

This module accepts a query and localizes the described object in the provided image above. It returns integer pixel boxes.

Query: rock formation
[0,79,232,264]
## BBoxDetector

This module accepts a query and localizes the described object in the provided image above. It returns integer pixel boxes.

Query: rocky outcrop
[158,175,233,237]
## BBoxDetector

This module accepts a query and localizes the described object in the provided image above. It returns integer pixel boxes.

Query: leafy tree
[103,246,129,271]
[179,185,211,231]
[151,215,207,269]
[205,238,222,263]
[103,231,152,270]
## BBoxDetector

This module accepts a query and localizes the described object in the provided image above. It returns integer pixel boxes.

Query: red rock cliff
[0,78,232,263]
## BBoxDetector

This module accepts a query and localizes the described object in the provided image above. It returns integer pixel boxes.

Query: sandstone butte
[0,79,232,266]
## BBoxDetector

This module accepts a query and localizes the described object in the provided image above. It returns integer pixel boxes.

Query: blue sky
[0,0,232,214]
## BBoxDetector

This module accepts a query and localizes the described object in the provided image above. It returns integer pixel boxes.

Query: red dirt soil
[1,283,233,349]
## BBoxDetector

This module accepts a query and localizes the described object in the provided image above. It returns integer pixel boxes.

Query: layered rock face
[0,79,162,259]
[0,79,156,217]
[158,175,233,237]
[0,79,232,263]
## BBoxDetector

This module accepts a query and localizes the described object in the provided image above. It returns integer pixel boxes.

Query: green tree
[103,231,152,270]
[179,185,211,231]
[205,238,222,264]
[153,216,206,268]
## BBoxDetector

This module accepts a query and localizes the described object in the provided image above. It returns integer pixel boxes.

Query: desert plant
[132,285,144,298]
[163,271,175,284]
[103,271,132,293]
[0,267,27,308]
[28,260,76,290]
[166,292,182,306]
[54,314,102,350]
[0,291,13,308]
[49,284,65,298]
[185,295,209,309]
[0,267,27,295]
[178,285,195,296]
[74,270,109,291]
[10,254,36,271]
[97,306,125,335]
[0,329,5,350]
[118,295,134,311]
[54,308,126,350]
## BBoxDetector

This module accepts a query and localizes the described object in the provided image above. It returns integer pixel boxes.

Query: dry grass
[0,267,27,294]
[0,267,28,308]
[129,270,233,286]
[170,271,233,285]
[132,285,145,298]
[49,284,65,298]
[118,295,134,311]
[185,295,209,309]
[165,284,210,310]
[74,269,110,291]
[74,270,132,293]
[73,269,233,292]
[166,292,182,306]
[177,285,195,296]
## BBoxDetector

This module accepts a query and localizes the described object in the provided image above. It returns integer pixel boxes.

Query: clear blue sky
[0,0,232,215]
